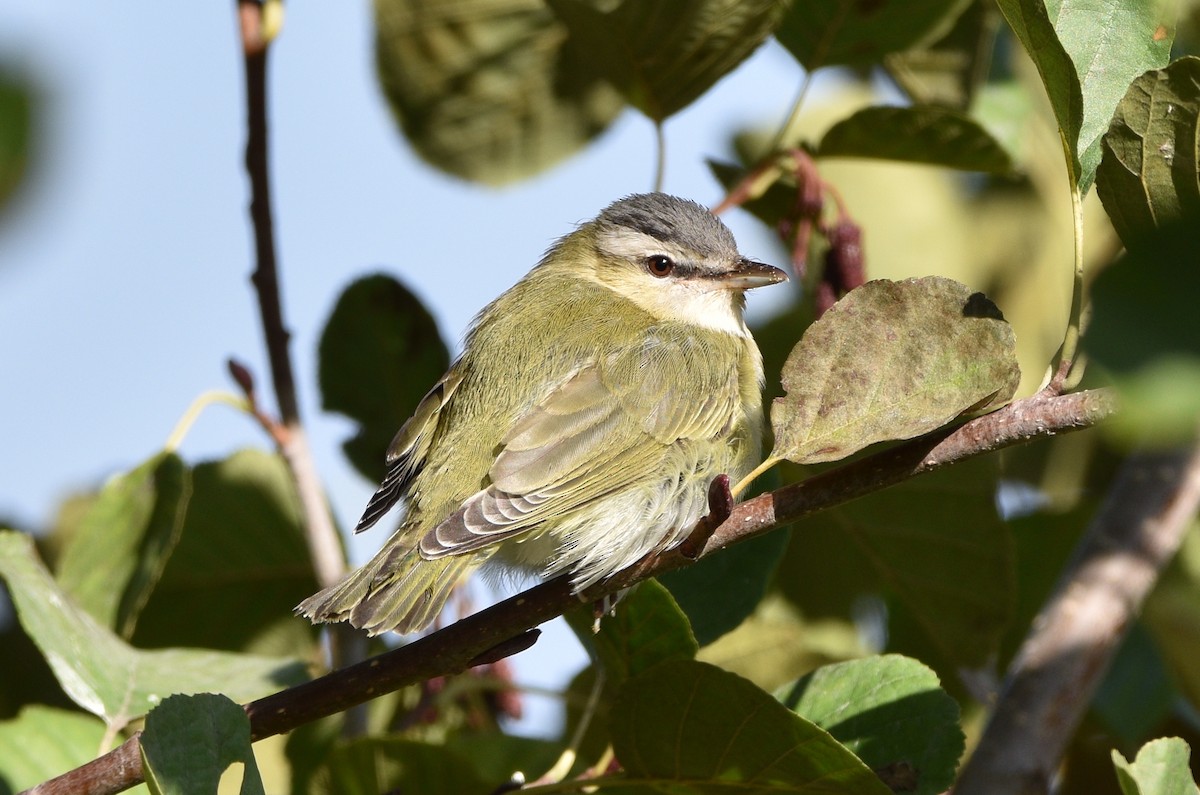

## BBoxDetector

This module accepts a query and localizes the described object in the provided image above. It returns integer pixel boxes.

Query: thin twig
[22,387,1116,795]
[954,442,1200,794]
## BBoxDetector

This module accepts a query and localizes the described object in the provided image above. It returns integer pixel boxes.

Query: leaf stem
[767,70,815,155]
[164,391,249,452]
[652,121,666,192]
[731,455,780,499]
[1056,182,1086,380]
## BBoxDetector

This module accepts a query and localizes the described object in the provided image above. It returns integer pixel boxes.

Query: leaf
[776,0,972,70]
[319,274,450,482]
[56,452,190,638]
[1086,220,1200,445]
[659,529,790,646]
[0,706,106,793]
[130,449,318,657]
[883,1,999,110]
[1097,57,1200,248]
[818,105,1014,174]
[567,580,697,685]
[547,0,790,122]
[0,71,33,219]
[373,0,623,185]
[141,693,265,795]
[1112,737,1198,795]
[1092,623,1176,746]
[318,738,489,795]
[769,277,1019,466]
[997,0,1175,193]
[0,531,306,733]
[777,655,964,795]
[610,660,892,794]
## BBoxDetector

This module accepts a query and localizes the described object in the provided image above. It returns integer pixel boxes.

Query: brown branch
[23,387,1116,795]
[954,441,1200,794]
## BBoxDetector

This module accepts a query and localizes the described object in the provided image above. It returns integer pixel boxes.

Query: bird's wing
[354,362,466,533]
[419,331,741,557]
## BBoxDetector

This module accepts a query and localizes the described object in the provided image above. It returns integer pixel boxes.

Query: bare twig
[22,387,1116,795]
[954,442,1200,795]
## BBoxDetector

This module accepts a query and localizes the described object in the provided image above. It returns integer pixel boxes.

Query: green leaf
[373,0,623,185]
[1097,57,1200,248]
[319,738,489,795]
[131,449,318,657]
[567,580,697,685]
[0,706,106,793]
[56,452,190,638]
[547,0,790,122]
[818,105,1014,174]
[1086,220,1200,445]
[1112,737,1198,795]
[0,71,33,218]
[319,275,449,482]
[776,0,971,70]
[611,660,891,793]
[1092,623,1176,746]
[0,531,305,733]
[883,1,999,110]
[994,0,1084,183]
[659,528,790,646]
[769,277,1019,466]
[777,655,964,795]
[141,693,264,795]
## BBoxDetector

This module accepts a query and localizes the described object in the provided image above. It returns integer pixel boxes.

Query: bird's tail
[296,542,480,636]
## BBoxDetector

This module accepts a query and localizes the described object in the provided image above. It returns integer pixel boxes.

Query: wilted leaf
[319,738,489,795]
[567,579,697,685]
[0,531,305,733]
[0,706,106,793]
[776,0,971,70]
[547,0,790,122]
[778,655,964,795]
[770,277,1019,466]
[1112,737,1198,795]
[319,274,449,482]
[819,105,1014,174]
[373,0,623,185]
[1097,57,1200,248]
[131,449,318,657]
[141,693,264,795]
[611,660,892,794]
[56,452,190,638]
[884,1,999,110]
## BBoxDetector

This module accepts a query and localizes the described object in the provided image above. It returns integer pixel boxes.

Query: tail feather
[296,545,480,636]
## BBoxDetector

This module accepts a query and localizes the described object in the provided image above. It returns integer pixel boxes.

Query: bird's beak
[713,258,789,290]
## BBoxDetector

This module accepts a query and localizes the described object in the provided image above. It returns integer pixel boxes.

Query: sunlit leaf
[373,0,623,185]
[611,660,892,794]
[141,693,264,795]
[776,0,971,70]
[770,277,1019,466]
[1097,57,1200,248]
[0,531,305,733]
[0,706,106,793]
[778,655,964,795]
[319,274,449,482]
[547,0,790,121]
[819,105,1014,174]
[1112,737,1198,795]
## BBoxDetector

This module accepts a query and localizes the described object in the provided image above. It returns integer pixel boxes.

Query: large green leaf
[883,0,999,110]
[818,105,1014,174]
[56,452,190,638]
[318,738,489,795]
[0,531,305,733]
[0,71,32,219]
[777,655,964,795]
[131,449,318,657]
[776,0,971,70]
[610,660,891,793]
[0,706,106,794]
[1112,737,1198,795]
[319,274,449,482]
[141,693,264,795]
[373,0,623,185]
[1097,57,1200,248]
[547,0,790,122]
[769,277,1019,466]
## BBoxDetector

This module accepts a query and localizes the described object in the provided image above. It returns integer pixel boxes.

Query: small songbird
[297,193,786,635]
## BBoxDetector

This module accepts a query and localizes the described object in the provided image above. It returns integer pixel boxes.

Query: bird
[297,193,787,635]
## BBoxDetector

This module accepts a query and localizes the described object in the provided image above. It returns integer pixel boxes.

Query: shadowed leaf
[884,1,999,110]
[319,738,489,795]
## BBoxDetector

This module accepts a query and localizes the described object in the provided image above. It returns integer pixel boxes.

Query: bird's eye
[646,255,674,278]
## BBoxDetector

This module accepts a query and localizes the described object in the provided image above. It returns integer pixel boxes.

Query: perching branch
[954,441,1200,794]
[22,386,1117,795]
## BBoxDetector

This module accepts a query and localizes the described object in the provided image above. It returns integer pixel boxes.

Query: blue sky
[0,1,801,733]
